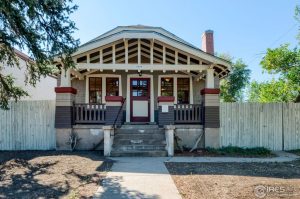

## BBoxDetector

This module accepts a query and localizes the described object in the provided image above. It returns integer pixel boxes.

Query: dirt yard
[166,160,300,199]
[0,151,113,199]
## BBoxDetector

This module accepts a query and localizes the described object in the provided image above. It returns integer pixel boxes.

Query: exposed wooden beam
[138,39,141,65]
[99,49,103,64]
[70,68,84,80]
[112,44,116,64]
[150,39,154,65]
[75,63,209,71]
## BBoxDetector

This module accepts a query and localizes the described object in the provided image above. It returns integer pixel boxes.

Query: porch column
[105,96,124,126]
[55,84,77,150]
[201,87,220,148]
[157,96,175,127]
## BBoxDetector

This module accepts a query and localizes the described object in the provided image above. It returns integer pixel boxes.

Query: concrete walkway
[167,151,299,163]
[94,152,298,199]
[94,157,181,199]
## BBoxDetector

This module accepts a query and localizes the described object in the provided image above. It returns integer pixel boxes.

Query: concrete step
[113,139,166,145]
[110,150,168,157]
[114,133,165,140]
[120,124,159,130]
[116,129,164,134]
[113,144,166,151]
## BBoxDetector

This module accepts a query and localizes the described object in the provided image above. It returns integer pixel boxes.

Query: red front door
[130,78,150,122]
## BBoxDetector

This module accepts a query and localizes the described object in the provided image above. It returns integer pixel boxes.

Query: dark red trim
[55,87,77,94]
[105,96,124,102]
[201,88,220,95]
[157,96,175,102]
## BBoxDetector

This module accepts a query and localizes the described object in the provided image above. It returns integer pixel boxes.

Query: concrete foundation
[205,128,220,148]
[174,125,204,149]
[56,128,72,150]
[56,125,104,150]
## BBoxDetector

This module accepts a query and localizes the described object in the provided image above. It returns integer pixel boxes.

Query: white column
[206,68,215,88]
[103,125,113,156]
[60,68,71,87]
[165,125,175,156]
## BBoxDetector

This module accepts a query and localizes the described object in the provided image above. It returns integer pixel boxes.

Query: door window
[131,79,149,97]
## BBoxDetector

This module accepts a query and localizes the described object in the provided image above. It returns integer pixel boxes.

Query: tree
[0,0,79,109]
[247,5,300,103]
[248,79,298,102]
[219,56,251,102]
[259,44,300,102]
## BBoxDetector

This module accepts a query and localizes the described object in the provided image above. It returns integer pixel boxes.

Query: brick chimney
[202,30,214,55]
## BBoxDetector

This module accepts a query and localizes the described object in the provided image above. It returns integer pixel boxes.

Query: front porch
[53,26,230,155]
[72,102,203,126]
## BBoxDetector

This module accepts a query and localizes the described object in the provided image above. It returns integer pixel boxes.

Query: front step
[111,124,167,157]
[114,144,166,151]
[111,150,168,157]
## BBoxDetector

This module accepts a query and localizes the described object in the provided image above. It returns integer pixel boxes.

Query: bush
[206,146,272,157]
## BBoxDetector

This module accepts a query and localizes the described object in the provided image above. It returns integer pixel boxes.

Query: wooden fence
[220,103,300,150]
[0,101,299,151]
[0,100,56,150]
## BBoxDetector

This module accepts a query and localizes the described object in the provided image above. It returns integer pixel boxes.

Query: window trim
[88,76,102,103]
[160,77,174,97]
[158,74,193,104]
[85,74,122,103]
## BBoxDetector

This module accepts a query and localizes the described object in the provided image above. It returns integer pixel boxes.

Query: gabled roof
[74,25,231,68]
[83,25,199,50]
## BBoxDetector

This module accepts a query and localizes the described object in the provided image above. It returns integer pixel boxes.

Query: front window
[161,77,173,96]
[89,77,102,103]
[177,78,189,104]
[106,78,119,96]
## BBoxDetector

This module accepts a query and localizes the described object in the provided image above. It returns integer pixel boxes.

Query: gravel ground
[166,160,300,199]
[0,151,113,199]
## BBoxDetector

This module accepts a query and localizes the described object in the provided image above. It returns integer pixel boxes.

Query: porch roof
[55,25,231,81]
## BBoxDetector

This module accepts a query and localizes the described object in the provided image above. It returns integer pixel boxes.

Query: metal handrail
[112,98,126,130]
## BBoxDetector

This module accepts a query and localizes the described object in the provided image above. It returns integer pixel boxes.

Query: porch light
[165,78,171,82]
[138,71,142,77]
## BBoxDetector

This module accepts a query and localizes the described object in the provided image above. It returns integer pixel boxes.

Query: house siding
[72,79,85,103]
[71,71,208,106]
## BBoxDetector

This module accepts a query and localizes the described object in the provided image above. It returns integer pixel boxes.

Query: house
[2,49,56,101]
[54,25,231,156]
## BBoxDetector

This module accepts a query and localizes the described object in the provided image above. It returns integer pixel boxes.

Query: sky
[71,0,299,82]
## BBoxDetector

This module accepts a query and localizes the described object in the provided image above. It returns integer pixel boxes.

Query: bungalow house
[54,25,231,156]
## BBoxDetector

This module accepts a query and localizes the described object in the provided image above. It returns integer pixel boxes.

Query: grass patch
[206,146,274,157]
[287,149,300,156]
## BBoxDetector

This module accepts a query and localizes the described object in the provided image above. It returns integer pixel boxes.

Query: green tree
[259,44,300,102]
[248,79,298,102]
[220,57,251,102]
[0,0,79,109]
[247,5,300,103]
